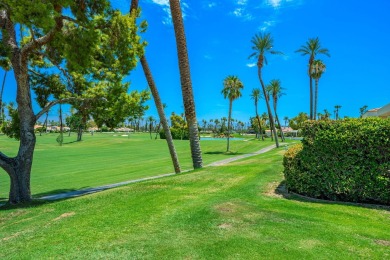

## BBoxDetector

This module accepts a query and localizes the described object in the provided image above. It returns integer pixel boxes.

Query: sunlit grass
[0,132,287,200]
[0,149,388,259]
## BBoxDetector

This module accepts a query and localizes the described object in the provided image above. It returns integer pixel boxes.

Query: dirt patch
[299,239,322,249]
[375,239,390,246]
[214,202,240,213]
[53,212,76,221]
[263,181,288,198]
[218,223,232,229]
[0,209,28,222]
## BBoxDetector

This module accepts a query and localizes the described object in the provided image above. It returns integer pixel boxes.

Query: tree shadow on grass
[0,187,91,210]
[274,181,390,212]
[33,187,90,198]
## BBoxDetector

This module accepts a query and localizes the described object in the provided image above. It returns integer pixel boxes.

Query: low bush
[283,118,390,205]
[159,127,189,140]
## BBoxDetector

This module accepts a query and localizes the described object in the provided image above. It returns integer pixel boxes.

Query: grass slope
[0,149,389,259]
[0,133,283,201]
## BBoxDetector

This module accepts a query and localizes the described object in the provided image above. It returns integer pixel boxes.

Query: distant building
[362,103,390,119]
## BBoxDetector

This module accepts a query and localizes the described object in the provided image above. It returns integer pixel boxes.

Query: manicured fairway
[0,133,286,201]
[0,149,389,259]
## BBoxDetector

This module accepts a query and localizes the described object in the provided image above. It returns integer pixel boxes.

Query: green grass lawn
[0,132,287,201]
[0,148,389,259]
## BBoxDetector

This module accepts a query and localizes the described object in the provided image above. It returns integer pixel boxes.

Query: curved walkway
[36,144,282,202]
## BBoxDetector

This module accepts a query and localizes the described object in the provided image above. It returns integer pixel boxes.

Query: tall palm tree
[222,75,244,152]
[201,119,207,132]
[147,116,155,139]
[334,105,342,120]
[283,116,289,127]
[214,119,220,134]
[311,59,326,120]
[249,33,282,147]
[250,88,264,140]
[296,37,330,120]
[130,1,181,173]
[266,79,286,141]
[169,0,202,168]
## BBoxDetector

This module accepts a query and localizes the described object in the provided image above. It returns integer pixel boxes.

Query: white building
[362,103,390,119]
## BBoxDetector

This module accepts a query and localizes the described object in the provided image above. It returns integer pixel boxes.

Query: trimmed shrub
[283,118,390,205]
[159,127,189,140]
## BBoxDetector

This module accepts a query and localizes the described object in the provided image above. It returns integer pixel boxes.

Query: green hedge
[283,118,390,205]
[159,127,189,140]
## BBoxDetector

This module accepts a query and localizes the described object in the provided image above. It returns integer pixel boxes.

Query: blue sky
[2,0,390,123]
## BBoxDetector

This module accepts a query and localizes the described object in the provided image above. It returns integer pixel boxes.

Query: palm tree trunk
[314,79,319,120]
[255,103,264,141]
[273,101,285,142]
[140,57,181,173]
[169,0,203,168]
[227,99,232,152]
[308,58,314,120]
[130,1,181,173]
[310,76,313,120]
[258,66,279,148]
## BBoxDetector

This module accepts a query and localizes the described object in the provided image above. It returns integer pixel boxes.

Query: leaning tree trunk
[129,2,180,172]
[169,0,203,168]
[273,102,285,142]
[226,99,233,152]
[139,50,181,173]
[274,113,285,142]
[257,65,279,148]
[130,0,181,172]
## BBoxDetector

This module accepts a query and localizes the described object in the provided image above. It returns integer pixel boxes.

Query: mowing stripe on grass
[36,144,281,202]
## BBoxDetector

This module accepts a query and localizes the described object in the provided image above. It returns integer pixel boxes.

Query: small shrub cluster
[283,118,390,205]
[159,127,189,140]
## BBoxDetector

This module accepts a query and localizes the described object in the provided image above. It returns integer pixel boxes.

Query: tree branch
[0,9,18,50]
[35,97,77,121]
[21,8,64,56]
[33,50,73,88]
[0,151,14,174]
[61,15,78,24]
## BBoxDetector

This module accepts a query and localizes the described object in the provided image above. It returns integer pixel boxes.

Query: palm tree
[296,37,330,120]
[311,59,326,120]
[334,105,342,120]
[213,119,220,134]
[130,1,181,173]
[147,116,155,139]
[266,79,286,141]
[249,32,282,147]
[169,0,202,168]
[222,75,244,152]
[201,119,207,133]
[250,88,264,140]
[283,116,289,127]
